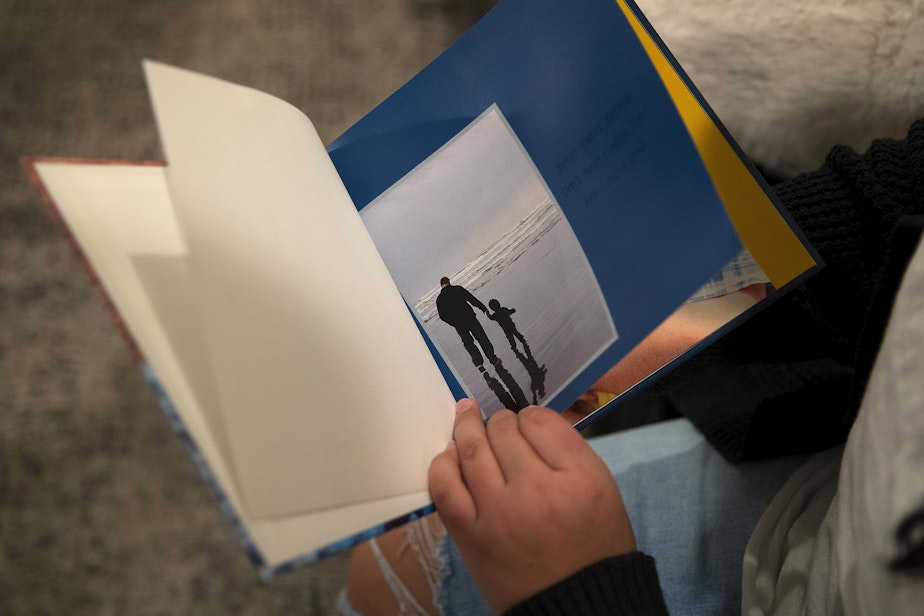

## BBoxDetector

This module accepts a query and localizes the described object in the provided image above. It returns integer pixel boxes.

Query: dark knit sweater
[506,119,924,615]
[662,118,924,462]
[504,552,668,616]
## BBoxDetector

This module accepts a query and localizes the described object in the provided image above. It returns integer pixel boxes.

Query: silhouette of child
[488,299,528,353]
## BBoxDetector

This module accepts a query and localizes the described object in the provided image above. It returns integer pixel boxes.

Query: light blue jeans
[341,418,806,615]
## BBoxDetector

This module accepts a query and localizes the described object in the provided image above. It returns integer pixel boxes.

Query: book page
[32,161,252,499]
[30,161,441,566]
[143,62,455,520]
[329,0,745,417]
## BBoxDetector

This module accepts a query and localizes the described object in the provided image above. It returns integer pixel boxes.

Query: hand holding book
[430,399,637,614]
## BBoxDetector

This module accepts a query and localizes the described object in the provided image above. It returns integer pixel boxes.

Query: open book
[24,0,819,578]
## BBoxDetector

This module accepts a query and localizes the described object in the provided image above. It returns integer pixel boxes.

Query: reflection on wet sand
[480,337,547,412]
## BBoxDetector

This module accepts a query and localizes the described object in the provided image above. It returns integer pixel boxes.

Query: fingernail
[455,398,474,415]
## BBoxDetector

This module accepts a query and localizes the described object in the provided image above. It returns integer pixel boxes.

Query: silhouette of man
[436,277,499,370]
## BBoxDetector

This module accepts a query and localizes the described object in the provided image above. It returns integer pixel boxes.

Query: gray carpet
[0,1,494,613]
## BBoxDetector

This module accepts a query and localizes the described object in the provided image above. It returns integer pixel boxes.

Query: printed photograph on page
[360,105,617,418]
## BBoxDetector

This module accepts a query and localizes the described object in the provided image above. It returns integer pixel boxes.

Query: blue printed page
[329,0,742,417]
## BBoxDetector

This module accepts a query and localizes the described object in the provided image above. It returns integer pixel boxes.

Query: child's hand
[429,399,636,613]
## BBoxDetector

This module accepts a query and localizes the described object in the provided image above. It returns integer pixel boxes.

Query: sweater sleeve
[503,552,668,616]
[654,119,924,462]
[463,288,488,312]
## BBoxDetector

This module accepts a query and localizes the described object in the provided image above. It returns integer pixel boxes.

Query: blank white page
[33,161,451,565]
[144,60,455,519]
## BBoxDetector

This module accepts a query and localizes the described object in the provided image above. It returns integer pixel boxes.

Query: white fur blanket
[638,0,924,177]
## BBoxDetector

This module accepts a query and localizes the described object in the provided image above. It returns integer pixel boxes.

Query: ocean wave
[416,199,562,324]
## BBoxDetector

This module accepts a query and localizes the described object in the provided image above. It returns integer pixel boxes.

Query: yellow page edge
[616,0,817,287]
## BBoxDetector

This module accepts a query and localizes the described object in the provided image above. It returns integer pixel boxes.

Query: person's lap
[342,417,806,615]
[589,418,806,614]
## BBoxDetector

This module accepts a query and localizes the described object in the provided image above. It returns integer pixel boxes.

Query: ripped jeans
[338,418,805,616]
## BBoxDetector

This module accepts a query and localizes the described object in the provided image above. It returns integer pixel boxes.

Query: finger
[452,399,506,505]
[429,441,477,525]
[517,406,591,471]
[484,409,546,481]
